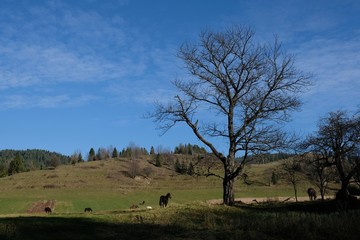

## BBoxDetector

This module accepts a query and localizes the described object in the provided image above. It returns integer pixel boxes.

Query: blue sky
[0,0,359,156]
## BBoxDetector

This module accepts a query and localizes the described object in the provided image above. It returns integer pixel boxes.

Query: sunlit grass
[0,157,331,215]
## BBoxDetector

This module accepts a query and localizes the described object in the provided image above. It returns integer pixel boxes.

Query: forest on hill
[0,144,293,178]
[0,149,71,177]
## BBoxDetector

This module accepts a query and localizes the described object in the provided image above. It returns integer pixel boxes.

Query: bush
[271,171,279,185]
[128,160,141,178]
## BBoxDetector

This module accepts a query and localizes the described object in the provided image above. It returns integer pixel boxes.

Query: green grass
[1,202,360,240]
[0,158,357,239]
[0,158,321,214]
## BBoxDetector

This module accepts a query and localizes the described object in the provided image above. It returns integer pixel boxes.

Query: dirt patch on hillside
[27,200,56,214]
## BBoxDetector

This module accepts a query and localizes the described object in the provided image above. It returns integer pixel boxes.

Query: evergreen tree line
[0,149,71,177]
[174,143,207,155]
[86,143,209,162]
[86,146,149,161]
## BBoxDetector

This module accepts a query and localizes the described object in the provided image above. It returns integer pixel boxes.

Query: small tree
[88,148,96,161]
[70,153,78,165]
[279,158,303,202]
[112,147,119,158]
[155,153,162,167]
[128,160,141,178]
[78,153,83,163]
[301,153,336,200]
[302,110,360,199]
[49,155,60,168]
[8,154,25,175]
[150,146,155,155]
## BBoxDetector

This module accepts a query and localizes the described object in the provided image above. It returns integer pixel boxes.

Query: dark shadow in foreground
[0,216,187,240]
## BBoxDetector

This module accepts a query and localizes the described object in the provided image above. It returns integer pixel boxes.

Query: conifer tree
[88,148,96,161]
[78,153,83,163]
[112,147,119,158]
[150,146,155,155]
[155,153,162,167]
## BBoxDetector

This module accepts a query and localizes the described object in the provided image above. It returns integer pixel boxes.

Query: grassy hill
[0,156,318,215]
[1,156,359,240]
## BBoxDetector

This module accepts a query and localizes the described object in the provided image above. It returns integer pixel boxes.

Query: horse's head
[166,193,172,199]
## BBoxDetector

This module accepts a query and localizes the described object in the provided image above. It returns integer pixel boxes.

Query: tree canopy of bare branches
[302,110,360,197]
[149,25,311,205]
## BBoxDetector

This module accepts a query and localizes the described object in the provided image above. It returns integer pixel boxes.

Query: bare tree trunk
[292,182,298,202]
[320,181,326,201]
[223,177,235,206]
[320,188,325,201]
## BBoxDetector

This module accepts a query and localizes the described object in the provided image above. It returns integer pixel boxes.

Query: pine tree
[88,148,96,161]
[155,153,162,167]
[150,146,155,155]
[78,153,83,163]
[112,147,119,158]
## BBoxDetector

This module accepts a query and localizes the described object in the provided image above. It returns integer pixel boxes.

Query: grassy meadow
[0,157,359,239]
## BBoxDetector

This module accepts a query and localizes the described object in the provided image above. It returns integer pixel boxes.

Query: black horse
[84,207,93,213]
[44,207,52,213]
[159,193,172,208]
[307,188,317,200]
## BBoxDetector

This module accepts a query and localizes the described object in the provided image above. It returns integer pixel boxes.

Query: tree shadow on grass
[0,216,187,240]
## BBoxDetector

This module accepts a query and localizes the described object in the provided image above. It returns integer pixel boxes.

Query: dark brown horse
[159,193,171,208]
[307,188,317,200]
[84,207,93,213]
[44,207,52,213]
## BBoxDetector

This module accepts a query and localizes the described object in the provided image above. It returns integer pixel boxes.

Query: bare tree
[302,110,360,200]
[301,153,337,200]
[279,158,304,202]
[128,159,141,178]
[149,26,311,205]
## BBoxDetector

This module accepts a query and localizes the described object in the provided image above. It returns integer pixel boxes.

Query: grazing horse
[130,204,139,209]
[44,207,52,213]
[307,188,317,200]
[159,193,172,208]
[84,207,93,213]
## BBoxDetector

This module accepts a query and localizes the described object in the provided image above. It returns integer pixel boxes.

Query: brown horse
[307,188,317,200]
[159,193,171,208]
[44,207,52,213]
[130,204,139,209]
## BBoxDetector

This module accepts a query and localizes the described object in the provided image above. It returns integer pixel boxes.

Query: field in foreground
[1,201,360,240]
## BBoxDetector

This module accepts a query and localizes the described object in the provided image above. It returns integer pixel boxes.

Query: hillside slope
[0,157,316,214]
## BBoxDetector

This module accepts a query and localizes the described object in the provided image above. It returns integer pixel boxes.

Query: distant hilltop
[0,149,70,177]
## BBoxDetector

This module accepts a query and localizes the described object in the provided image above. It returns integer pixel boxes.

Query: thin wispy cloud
[0,1,159,108]
[0,94,98,110]
[295,35,360,97]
